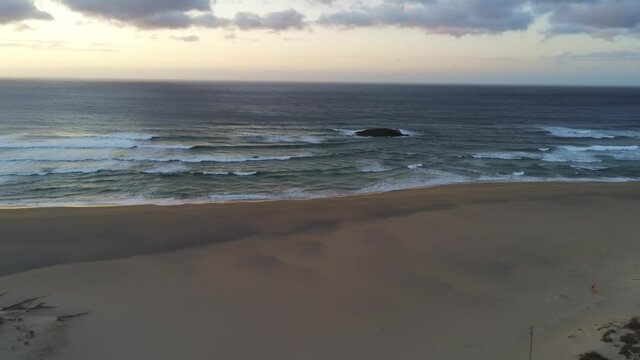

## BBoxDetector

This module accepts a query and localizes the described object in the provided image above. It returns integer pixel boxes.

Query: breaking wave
[542,126,640,139]
[358,163,393,173]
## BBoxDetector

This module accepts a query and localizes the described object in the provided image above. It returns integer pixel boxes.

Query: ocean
[0,80,639,207]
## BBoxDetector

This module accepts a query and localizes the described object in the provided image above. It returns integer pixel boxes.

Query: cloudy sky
[1,0,639,85]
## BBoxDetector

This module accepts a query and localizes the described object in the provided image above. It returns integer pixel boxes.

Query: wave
[542,126,640,139]
[358,171,470,194]
[0,160,133,177]
[407,163,424,169]
[0,192,326,207]
[240,134,324,144]
[557,145,640,161]
[0,131,332,151]
[143,168,259,176]
[142,163,190,174]
[0,153,316,163]
[332,128,363,136]
[0,132,158,149]
[101,132,155,141]
[560,145,639,152]
[230,170,258,176]
[472,148,608,163]
[125,154,313,163]
[332,128,418,137]
[0,167,260,178]
[0,160,135,177]
[570,164,609,171]
[136,144,193,150]
[472,152,538,160]
[540,151,600,163]
[399,129,421,136]
[358,172,637,198]
[1,176,638,208]
[358,163,393,173]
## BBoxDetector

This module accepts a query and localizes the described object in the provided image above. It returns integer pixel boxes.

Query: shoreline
[1,180,640,359]
[2,181,640,277]
[1,179,639,210]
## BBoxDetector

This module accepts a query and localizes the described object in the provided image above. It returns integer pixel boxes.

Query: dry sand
[1,182,640,360]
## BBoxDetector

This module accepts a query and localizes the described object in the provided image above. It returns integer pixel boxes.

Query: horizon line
[1,76,639,89]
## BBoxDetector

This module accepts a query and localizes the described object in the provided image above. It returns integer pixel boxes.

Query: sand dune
[1,182,640,359]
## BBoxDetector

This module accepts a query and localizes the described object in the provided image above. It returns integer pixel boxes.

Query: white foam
[233,170,258,176]
[541,150,600,163]
[472,152,538,160]
[206,194,279,202]
[201,170,231,176]
[561,145,639,152]
[399,129,421,136]
[542,126,640,139]
[472,147,628,163]
[332,128,363,136]
[407,163,424,169]
[246,135,324,144]
[138,144,193,150]
[124,154,312,163]
[358,163,393,173]
[207,190,337,203]
[200,170,258,176]
[557,145,640,161]
[358,170,470,194]
[0,196,191,208]
[1,176,638,208]
[0,150,315,163]
[0,132,157,149]
[472,148,602,163]
[142,163,189,174]
[570,164,609,171]
[105,132,155,141]
[332,128,418,137]
[512,171,525,176]
[0,160,132,177]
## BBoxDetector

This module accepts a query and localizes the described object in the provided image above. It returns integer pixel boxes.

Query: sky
[0,0,639,85]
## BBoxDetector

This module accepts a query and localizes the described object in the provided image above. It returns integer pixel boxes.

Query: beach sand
[1,182,640,359]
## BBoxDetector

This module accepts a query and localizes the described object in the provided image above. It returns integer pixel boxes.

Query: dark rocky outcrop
[355,128,406,137]
[578,316,640,360]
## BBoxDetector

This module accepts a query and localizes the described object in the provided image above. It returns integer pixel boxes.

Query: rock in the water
[355,128,406,137]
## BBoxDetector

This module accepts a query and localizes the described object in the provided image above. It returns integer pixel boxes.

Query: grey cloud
[234,10,307,31]
[57,0,209,19]
[319,0,640,37]
[308,0,335,4]
[24,0,640,38]
[551,49,640,64]
[171,35,200,42]
[0,0,53,24]
[536,0,640,37]
[318,0,535,35]
[0,40,113,52]
[55,0,227,29]
[55,0,305,31]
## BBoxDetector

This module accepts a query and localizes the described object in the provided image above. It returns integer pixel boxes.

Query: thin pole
[529,326,534,360]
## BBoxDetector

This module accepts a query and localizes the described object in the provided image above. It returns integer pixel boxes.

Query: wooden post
[529,326,534,360]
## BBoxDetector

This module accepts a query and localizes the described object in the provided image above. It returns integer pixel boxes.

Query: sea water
[0,80,639,206]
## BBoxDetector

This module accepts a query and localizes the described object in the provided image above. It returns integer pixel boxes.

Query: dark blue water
[0,80,639,206]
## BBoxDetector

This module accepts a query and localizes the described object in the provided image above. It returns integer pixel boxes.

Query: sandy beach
[1,182,640,360]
